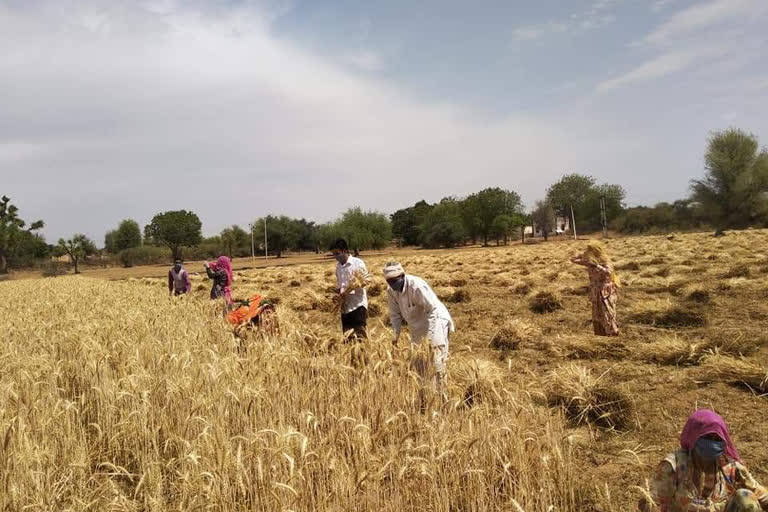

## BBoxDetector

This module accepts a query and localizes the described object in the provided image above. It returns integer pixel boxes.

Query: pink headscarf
[680,409,741,462]
[215,255,233,285]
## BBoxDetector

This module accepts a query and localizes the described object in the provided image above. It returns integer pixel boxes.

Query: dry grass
[529,290,563,314]
[545,364,634,430]
[489,319,541,351]
[698,355,768,393]
[0,277,585,511]
[6,229,768,510]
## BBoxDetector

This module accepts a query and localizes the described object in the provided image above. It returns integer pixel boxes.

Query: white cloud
[651,0,678,12]
[597,46,725,91]
[1,1,645,241]
[645,0,764,44]
[341,49,383,72]
[510,0,621,42]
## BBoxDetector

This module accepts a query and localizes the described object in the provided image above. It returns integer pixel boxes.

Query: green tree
[582,184,626,232]
[114,220,142,252]
[253,216,303,258]
[420,199,466,248]
[546,174,596,239]
[104,230,117,253]
[333,208,392,251]
[8,230,50,268]
[464,188,524,245]
[531,200,556,240]
[491,213,525,245]
[391,200,433,246]
[0,195,44,273]
[690,128,768,236]
[144,210,202,259]
[56,234,97,274]
[220,225,250,258]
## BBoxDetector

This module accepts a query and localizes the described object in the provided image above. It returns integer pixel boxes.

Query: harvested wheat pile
[633,336,703,366]
[529,291,563,314]
[679,285,711,304]
[489,319,541,351]
[450,357,507,408]
[545,364,634,430]
[290,288,336,312]
[722,264,751,279]
[698,355,768,392]
[557,335,631,360]
[629,306,708,328]
[512,281,533,295]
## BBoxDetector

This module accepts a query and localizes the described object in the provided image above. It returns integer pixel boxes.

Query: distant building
[526,215,571,237]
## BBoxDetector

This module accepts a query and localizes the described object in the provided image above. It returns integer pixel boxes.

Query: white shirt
[387,275,454,345]
[336,256,370,314]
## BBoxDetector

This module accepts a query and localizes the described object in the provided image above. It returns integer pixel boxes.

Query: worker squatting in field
[638,410,768,512]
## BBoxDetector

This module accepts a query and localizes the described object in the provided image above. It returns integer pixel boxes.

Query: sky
[2,0,767,242]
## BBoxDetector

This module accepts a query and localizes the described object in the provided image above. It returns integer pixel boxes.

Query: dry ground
[2,230,767,511]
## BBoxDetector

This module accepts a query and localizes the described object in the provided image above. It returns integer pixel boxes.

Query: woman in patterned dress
[638,409,767,512]
[570,241,620,336]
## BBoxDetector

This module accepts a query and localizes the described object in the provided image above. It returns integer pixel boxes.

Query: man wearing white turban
[383,261,455,393]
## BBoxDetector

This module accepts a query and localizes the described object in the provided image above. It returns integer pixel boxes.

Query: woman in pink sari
[639,409,767,511]
[204,256,233,306]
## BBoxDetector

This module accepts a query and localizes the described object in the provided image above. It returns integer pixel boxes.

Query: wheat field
[3,230,768,511]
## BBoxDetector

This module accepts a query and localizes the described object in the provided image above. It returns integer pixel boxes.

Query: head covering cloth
[680,409,740,462]
[383,262,405,280]
[215,255,234,284]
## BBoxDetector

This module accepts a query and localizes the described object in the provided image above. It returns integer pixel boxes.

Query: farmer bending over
[639,409,768,512]
[384,261,454,393]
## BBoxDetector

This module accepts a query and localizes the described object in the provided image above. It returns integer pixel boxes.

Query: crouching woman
[639,409,768,512]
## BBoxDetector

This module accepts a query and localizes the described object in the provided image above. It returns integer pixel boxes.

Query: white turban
[382,261,405,280]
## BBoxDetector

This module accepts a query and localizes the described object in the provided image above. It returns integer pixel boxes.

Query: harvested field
[3,230,768,510]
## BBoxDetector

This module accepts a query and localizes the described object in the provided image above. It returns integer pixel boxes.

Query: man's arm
[388,293,403,343]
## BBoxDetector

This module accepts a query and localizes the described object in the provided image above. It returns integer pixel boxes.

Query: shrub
[118,246,169,268]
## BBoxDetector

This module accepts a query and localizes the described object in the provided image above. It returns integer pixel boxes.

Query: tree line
[2,128,767,274]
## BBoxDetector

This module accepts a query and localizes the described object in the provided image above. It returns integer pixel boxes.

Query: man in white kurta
[383,262,454,389]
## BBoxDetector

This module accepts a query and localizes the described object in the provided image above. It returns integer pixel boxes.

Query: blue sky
[2,0,767,241]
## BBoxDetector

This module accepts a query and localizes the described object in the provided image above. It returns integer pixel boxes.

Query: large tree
[334,208,392,251]
[419,198,466,248]
[0,195,44,274]
[253,215,303,258]
[531,200,556,241]
[391,200,433,246]
[463,187,523,246]
[546,174,596,239]
[105,219,142,253]
[56,234,97,274]
[144,210,202,259]
[690,128,768,235]
[220,225,250,258]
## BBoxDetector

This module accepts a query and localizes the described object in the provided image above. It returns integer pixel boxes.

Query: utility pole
[600,195,608,239]
[250,223,255,263]
[570,204,578,241]
[263,218,268,262]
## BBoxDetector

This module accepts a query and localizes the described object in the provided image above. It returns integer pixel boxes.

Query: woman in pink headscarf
[204,256,233,306]
[639,409,767,512]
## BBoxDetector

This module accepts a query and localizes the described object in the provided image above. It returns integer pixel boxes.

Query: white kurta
[335,256,369,314]
[387,275,454,346]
